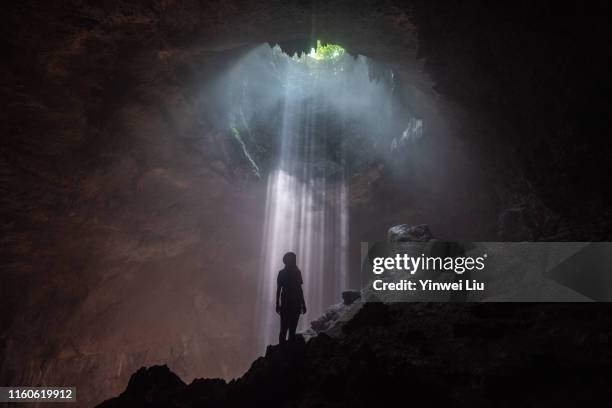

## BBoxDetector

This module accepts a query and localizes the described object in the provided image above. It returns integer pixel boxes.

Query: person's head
[282,252,297,268]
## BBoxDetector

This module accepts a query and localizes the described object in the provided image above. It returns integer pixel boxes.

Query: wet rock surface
[99,302,612,407]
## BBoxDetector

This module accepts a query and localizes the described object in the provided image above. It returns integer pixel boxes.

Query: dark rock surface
[99,302,612,407]
[308,292,361,335]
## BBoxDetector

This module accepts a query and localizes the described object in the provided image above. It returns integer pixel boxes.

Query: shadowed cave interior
[1,1,611,407]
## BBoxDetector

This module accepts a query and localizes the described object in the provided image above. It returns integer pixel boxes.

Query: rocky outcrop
[98,301,612,407]
[303,291,362,341]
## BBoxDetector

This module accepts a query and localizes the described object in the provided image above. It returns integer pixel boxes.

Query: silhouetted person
[276,252,306,344]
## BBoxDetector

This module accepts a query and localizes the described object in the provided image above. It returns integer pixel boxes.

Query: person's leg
[279,310,288,344]
[288,310,300,342]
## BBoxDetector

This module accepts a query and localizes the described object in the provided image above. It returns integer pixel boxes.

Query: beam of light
[255,58,349,349]
[201,42,412,354]
[224,43,400,351]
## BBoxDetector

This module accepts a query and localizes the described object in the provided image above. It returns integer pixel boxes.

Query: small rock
[388,224,433,242]
[342,290,361,305]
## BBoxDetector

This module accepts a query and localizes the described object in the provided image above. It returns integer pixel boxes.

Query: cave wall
[410,0,612,239]
[1,1,610,407]
[1,21,269,406]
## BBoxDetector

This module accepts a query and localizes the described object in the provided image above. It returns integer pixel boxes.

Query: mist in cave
[204,43,417,348]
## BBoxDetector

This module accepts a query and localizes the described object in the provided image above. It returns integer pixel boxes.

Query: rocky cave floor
[98,301,612,407]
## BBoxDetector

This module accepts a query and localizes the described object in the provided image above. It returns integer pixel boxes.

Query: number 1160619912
[0,387,76,402]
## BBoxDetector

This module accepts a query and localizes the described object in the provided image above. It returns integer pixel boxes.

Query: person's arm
[299,286,307,314]
[276,272,282,314]
[298,270,306,314]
